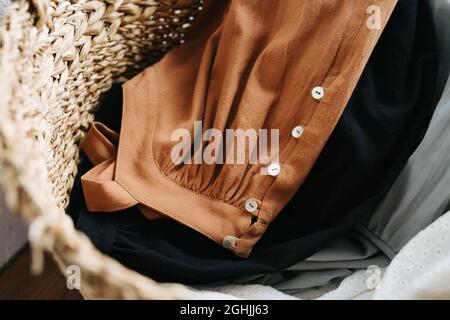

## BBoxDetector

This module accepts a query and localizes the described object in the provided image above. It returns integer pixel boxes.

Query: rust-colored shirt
[81,0,397,258]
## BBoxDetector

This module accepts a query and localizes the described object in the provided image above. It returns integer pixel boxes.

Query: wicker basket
[0,0,205,299]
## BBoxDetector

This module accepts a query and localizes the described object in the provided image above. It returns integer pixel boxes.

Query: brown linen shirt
[81,0,397,258]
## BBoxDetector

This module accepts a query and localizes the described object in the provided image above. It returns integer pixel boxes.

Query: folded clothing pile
[69,0,441,287]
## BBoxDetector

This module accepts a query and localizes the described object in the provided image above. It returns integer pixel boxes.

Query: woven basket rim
[0,0,204,299]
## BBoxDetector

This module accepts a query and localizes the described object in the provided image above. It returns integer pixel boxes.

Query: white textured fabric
[317,269,384,300]
[191,285,297,300]
[373,212,450,299]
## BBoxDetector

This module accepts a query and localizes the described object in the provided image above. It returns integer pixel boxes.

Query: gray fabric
[289,232,381,266]
[232,231,389,290]
[274,269,352,291]
[0,0,11,23]
[432,0,450,100]
[359,0,450,257]
[288,253,389,271]
[360,74,450,257]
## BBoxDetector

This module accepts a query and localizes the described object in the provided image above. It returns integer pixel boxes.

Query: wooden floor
[0,247,82,300]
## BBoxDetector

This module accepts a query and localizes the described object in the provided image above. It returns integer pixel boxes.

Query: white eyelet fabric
[373,212,450,299]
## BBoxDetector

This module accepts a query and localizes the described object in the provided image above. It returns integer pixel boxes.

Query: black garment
[69,0,439,284]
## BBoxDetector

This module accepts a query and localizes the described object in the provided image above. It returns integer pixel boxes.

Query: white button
[312,86,325,100]
[223,236,237,249]
[245,199,259,213]
[292,125,304,138]
[267,163,281,177]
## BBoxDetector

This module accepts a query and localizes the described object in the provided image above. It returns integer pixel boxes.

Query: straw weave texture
[0,0,203,299]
